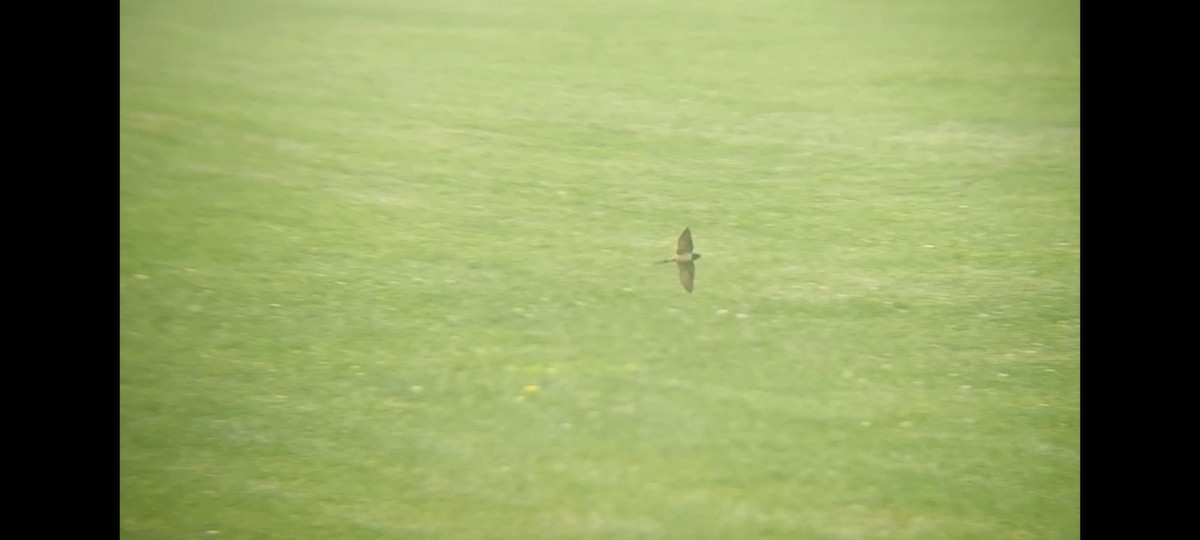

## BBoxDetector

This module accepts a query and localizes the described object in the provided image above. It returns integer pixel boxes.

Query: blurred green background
[120,0,1079,538]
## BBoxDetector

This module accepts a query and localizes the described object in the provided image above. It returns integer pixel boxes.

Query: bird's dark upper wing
[677,261,695,293]
[676,228,693,255]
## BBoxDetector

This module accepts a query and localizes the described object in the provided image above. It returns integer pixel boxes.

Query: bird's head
[693,253,701,260]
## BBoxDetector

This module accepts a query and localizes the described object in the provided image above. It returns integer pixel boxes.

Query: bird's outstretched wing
[676,227,693,255]
[677,261,695,293]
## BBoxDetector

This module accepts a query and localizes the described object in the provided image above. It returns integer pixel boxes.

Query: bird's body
[660,227,701,293]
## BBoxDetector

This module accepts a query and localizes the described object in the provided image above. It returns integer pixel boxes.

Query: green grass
[120,0,1079,538]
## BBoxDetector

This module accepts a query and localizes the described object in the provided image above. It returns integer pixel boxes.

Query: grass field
[120,0,1080,538]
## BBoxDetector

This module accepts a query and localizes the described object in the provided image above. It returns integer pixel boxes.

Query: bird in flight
[660,227,701,293]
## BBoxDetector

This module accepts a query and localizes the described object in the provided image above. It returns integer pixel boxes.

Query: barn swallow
[659,227,701,293]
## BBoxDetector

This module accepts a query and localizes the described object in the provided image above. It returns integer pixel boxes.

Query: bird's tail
[656,258,673,264]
